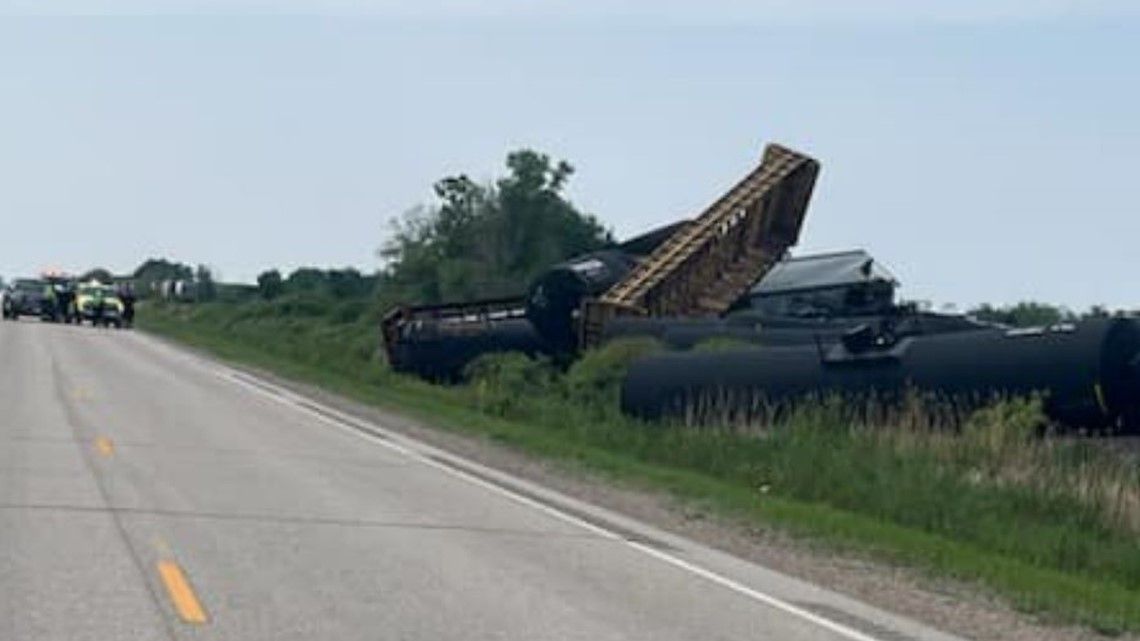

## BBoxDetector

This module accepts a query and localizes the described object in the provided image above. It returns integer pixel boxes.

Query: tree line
[69,147,1129,324]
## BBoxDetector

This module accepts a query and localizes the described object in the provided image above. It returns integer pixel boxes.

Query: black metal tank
[388,318,550,382]
[601,310,989,351]
[621,318,1140,431]
[525,250,637,353]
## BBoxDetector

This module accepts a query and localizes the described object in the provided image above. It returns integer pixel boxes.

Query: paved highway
[0,320,964,641]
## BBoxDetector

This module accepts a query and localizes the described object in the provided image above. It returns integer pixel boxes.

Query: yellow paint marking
[157,561,208,624]
[74,389,91,401]
[95,437,114,457]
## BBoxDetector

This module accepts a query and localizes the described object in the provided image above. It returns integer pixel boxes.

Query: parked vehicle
[2,279,47,319]
[75,281,126,328]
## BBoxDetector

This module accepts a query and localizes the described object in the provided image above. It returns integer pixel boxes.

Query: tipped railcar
[380,141,1139,431]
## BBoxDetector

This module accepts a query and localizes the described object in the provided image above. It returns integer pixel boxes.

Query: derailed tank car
[382,222,690,380]
[525,250,638,354]
[383,142,821,379]
[381,142,1140,433]
[620,317,1140,432]
[383,247,992,382]
[382,297,550,382]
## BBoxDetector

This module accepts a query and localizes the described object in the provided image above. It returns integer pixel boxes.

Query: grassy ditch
[140,300,1140,634]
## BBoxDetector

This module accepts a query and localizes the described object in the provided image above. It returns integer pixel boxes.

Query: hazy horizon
[1,1,1137,309]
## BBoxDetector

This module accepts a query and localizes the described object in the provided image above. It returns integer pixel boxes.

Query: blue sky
[1,1,1137,309]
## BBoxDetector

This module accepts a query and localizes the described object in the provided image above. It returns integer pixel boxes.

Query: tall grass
[141,302,1140,632]
[464,349,1140,586]
[147,297,381,379]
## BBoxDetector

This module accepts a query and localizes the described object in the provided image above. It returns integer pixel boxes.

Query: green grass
[139,300,1140,635]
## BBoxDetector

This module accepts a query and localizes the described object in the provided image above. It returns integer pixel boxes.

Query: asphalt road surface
[0,319,966,641]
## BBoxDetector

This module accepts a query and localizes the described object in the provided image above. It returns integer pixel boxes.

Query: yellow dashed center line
[94,437,114,457]
[157,561,209,624]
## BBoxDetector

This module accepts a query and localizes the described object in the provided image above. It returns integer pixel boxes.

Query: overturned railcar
[620,317,1140,431]
[383,142,820,378]
[525,250,638,354]
[381,142,1138,433]
[381,223,686,381]
[600,250,988,350]
[383,247,991,381]
[381,297,548,382]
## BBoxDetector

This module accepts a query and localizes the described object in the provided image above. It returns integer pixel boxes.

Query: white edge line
[220,371,620,541]
[216,367,885,641]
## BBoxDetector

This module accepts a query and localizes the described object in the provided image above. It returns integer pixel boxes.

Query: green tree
[286,268,327,294]
[133,258,193,282]
[133,258,195,298]
[381,149,612,303]
[256,269,284,300]
[81,267,115,283]
[326,268,369,299]
[970,302,1073,327]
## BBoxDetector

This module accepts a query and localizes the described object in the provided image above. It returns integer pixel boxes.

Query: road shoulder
[131,330,1121,641]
